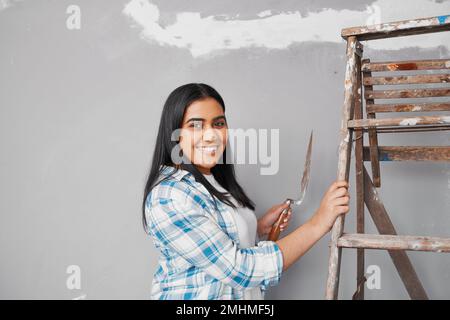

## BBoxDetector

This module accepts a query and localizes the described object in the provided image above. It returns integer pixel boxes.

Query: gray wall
[0,0,449,299]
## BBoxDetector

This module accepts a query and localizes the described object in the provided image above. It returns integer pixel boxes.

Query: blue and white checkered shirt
[145,165,284,300]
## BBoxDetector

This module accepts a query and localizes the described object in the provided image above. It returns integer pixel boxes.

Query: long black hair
[142,83,255,232]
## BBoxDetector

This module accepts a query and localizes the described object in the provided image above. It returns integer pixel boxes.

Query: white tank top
[203,173,263,300]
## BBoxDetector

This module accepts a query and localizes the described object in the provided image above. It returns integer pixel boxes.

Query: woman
[142,83,349,300]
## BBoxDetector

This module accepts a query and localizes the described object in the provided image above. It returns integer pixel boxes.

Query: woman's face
[178,97,228,174]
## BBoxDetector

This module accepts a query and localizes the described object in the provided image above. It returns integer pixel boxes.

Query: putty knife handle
[268,199,293,241]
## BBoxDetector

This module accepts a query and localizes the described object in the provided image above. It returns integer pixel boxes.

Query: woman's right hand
[310,180,350,233]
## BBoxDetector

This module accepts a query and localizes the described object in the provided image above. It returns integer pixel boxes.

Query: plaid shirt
[145,165,284,300]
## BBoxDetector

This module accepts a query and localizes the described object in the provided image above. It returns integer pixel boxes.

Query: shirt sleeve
[146,182,284,291]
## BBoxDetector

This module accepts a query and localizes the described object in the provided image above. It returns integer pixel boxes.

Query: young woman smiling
[143,83,349,300]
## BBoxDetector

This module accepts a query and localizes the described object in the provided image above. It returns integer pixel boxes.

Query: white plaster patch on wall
[122,0,450,58]
[257,10,273,18]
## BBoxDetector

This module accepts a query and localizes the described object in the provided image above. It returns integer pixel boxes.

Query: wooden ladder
[325,15,450,300]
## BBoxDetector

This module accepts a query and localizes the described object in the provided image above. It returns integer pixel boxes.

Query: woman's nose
[203,127,218,142]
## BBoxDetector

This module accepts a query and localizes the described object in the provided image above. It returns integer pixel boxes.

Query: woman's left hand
[257,201,292,239]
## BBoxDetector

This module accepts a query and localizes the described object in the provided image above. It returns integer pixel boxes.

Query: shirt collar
[159,164,195,182]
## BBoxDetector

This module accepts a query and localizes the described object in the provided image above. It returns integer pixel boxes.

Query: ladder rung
[338,233,450,252]
[361,58,450,72]
[372,126,450,133]
[365,88,450,99]
[348,116,450,129]
[341,16,450,41]
[366,103,450,113]
[363,74,450,86]
[363,146,450,161]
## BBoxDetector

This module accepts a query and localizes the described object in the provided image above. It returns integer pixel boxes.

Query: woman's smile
[196,145,219,154]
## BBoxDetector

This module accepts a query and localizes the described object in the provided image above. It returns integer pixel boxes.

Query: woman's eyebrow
[185,117,204,123]
[213,115,226,121]
[185,115,226,123]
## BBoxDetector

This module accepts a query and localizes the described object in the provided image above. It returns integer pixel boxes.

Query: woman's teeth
[197,146,218,153]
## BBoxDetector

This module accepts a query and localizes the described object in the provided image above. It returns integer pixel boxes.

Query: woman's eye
[188,120,226,129]
[190,121,202,129]
[214,121,226,127]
